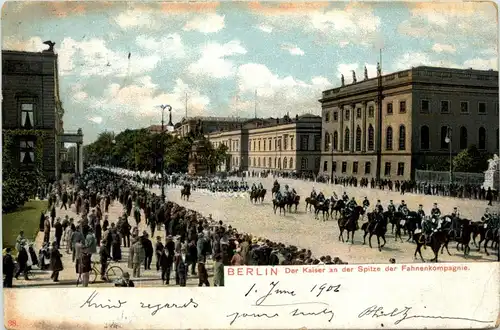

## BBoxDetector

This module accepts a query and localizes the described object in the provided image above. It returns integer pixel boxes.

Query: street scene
[2,1,499,289]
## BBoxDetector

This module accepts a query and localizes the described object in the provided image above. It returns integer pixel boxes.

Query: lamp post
[445,127,452,185]
[159,104,174,201]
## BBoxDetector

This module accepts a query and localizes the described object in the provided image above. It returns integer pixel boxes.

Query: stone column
[339,105,344,152]
[350,103,355,152]
[362,101,367,152]
[75,143,80,175]
[79,144,84,174]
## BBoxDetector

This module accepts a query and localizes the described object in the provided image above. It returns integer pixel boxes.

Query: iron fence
[415,170,484,185]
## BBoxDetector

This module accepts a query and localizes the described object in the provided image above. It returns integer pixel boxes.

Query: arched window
[386,126,393,151]
[283,157,287,169]
[274,157,277,168]
[459,126,468,149]
[478,127,486,150]
[258,157,261,167]
[344,128,350,151]
[398,125,406,150]
[440,126,449,149]
[355,126,362,151]
[324,132,331,151]
[333,131,338,150]
[421,126,430,150]
[268,157,272,167]
[278,157,281,169]
[368,125,374,151]
[289,157,293,169]
[252,157,255,166]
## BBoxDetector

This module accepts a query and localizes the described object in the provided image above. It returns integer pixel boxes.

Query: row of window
[324,125,406,152]
[420,100,499,115]
[250,156,295,169]
[248,135,322,152]
[420,126,498,150]
[323,160,405,176]
[324,100,499,122]
[214,140,240,152]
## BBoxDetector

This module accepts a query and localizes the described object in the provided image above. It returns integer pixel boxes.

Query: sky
[2,1,498,144]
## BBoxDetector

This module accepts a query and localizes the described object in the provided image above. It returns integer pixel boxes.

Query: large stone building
[319,66,499,181]
[209,114,322,174]
[2,47,83,181]
[175,116,249,138]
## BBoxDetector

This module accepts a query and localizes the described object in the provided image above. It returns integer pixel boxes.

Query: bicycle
[76,260,124,286]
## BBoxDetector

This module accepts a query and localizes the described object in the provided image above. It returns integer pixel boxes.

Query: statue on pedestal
[341,74,345,86]
[351,70,357,84]
[364,66,368,80]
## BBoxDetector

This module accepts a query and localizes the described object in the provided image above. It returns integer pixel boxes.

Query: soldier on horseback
[398,200,408,217]
[375,200,383,213]
[417,204,425,219]
[251,183,257,193]
[451,207,460,218]
[362,197,370,211]
[275,189,283,202]
[342,192,349,202]
[431,203,441,220]
[258,182,264,190]
[344,197,357,218]
[310,188,317,199]
[317,191,326,203]
[387,200,396,214]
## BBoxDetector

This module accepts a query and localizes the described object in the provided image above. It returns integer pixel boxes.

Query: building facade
[175,116,249,138]
[319,66,499,181]
[2,49,65,181]
[208,115,323,174]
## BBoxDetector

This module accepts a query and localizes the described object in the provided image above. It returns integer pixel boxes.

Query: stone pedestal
[188,140,208,176]
[483,154,499,190]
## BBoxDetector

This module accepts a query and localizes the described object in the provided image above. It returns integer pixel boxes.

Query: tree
[453,145,491,173]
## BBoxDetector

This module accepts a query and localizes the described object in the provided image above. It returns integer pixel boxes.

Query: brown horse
[338,206,364,244]
[331,200,345,219]
[181,184,191,201]
[305,197,315,212]
[286,195,300,213]
[314,199,330,221]
[272,198,287,215]
[250,189,266,204]
[362,212,388,251]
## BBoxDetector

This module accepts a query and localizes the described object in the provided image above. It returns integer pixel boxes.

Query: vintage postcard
[1,1,499,329]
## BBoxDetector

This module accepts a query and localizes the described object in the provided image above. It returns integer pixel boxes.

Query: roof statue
[43,40,56,52]
[340,74,345,86]
[351,70,357,83]
[364,66,368,80]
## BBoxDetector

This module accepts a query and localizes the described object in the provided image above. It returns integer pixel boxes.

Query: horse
[271,184,280,197]
[331,200,345,219]
[272,198,287,215]
[305,197,315,212]
[472,222,499,255]
[250,189,266,204]
[413,231,448,262]
[286,194,300,213]
[338,206,364,244]
[440,218,473,257]
[362,212,388,251]
[313,199,330,221]
[402,211,420,242]
[181,184,191,201]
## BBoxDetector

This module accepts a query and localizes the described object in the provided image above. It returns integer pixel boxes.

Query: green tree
[453,145,491,173]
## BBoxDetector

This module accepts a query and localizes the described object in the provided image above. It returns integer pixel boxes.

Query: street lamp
[445,127,452,185]
[159,104,174,201]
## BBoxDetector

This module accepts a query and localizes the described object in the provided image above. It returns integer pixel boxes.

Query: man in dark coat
[54,218,63,249]
[186,240,197,275]
[161,235,175,284]
[155,236,164,271]
[39,211,45,231]
[15,245,29,280]
[140,232,153,270]
[50,241,63,282]
[3,248,15,287]
[60,190,68,210]
[50,205,57,227]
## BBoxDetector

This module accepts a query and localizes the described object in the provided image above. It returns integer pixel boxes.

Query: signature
[139,298,199,316]
[80,291,127,309]
[358,305,493,325]
[226,312,279,325]
[291,307,335,322]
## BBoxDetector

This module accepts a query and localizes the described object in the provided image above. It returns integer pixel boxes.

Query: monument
[483,154,499,190]
[187,120,208,176]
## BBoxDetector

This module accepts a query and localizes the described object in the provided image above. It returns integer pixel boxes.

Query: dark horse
[272,198,287,215]
[472,221,499,256]
[250,189,266,204]
[271,183,280,197]
[330,200,345,219]
[362,212,388,251]
[413,231,448,262]
[338,206,364,244]
[440,218,474,258]
[180,184,191,201]
[286,195,300,213]
[314,199,330,221]
[305,197,315,212]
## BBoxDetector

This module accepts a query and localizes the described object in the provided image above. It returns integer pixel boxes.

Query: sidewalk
[14,198,214,288]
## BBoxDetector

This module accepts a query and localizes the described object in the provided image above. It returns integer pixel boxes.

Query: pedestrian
[3,248,15,288]
[110,223,121,261]
[49,241,63,282]
[60,190,68,210]
[99,239,110,281]
[213,253,224,287]
[43,216,51,245]
[50,205,56,227]
[95,219,102,247]
[487,187,493,206]
[141,232,153,270]
[130,238,145,278]
[197,259,210,287]
[154,236,164,271]
[231,248,243,266]
[15,231,25,253]
[54,218,63,249]
[186,240,197,275]
[114,272,134,287]
[174,249,187,287]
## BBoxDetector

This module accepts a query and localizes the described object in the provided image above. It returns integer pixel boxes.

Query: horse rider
[273,179,279,187]
[417,204,425,219]
[451,207,460,218]
[398,200,409,217]
[310,188,317,199]
[387,200,396,214]
[431,203,441,221]
[345,197,357,216]
[275,189,283,202]
[316,191,326,203]
[422,215,439,243]
[375,200,383,213]
[251,183,257,193]
[342,192,349,202]
[258,182,264,190]
[362,197,370,211]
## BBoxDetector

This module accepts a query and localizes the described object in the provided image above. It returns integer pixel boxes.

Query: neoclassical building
[319,66,499,180]
[208,114,322,174]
